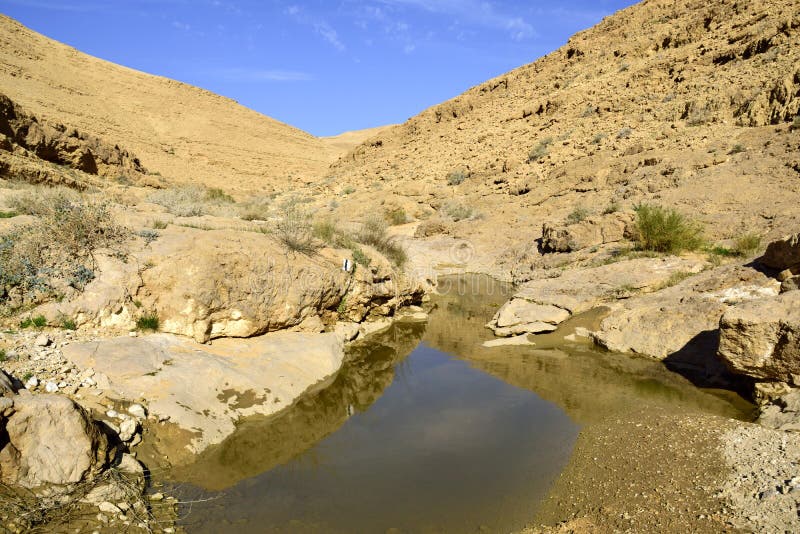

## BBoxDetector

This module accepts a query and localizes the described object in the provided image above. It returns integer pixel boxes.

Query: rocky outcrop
[39,225,423,343]
[758,390,800,432]
[717,290,800,383]
[487,256,705,337]
[760,232,800,271]
[0,393,112,488]
[593,264,780,361]
[62,331,350,463]
[0,92,148,186]
[540,212,634,253]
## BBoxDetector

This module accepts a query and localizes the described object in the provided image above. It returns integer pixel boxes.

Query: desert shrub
[59,315,77,330]
[136,312,159,331]
[385,208,409,225]
[20,315,47,329]
[728,144,746,155]
[342,186,356,195]
[275,203,318,254]
[446,169,469,186]
[0,349,6,362]
[205,187,235,203]
[312,219,337,243]
[137,229,159,244]
[633,204,703,253]
[603,201,620,215]
[147,186,206,217]
[351,247,371,267]
[0,211,16,219]
[566,206,589,225]
[528,138,553,163]
[238,196,272,221]
[733,232,761,256]
[151,220,168,229]
[591,133,607,145]
[0,190,127,309]
[616,127,633,139]
[358,215,407,267]
[442,201,480,222]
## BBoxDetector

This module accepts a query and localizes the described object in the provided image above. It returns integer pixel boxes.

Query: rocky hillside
[0,15,348,194]
[328,0,800,270]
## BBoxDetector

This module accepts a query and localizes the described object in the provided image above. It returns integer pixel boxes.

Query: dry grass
[633,204,704,254]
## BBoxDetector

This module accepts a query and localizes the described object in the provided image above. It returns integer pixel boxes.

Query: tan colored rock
[0,394,111,488]
[488,299,569,337]
[718,291,800,382]
[62,331,348,462]
[761,233,800,271]
[541,212,634,253]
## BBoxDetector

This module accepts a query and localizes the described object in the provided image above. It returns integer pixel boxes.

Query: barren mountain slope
[0,15,335,193]
[328,0,800,270]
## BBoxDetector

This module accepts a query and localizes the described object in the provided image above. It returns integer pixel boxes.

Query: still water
[170,276,751,533]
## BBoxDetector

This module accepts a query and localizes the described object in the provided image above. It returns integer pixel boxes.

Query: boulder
[718,291,800,382]
[487,299,569,337]
[540,212,633,253]
[758,390,800,432]
[0,394,111,488]
[760,233,800,271]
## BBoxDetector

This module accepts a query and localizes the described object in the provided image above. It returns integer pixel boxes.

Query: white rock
[25,376,38,389]
[128,331,138,337]
[127,403,146,419]
[44,382,59,393]
[119,418,138,442]
[98,501,121,514]
[106,409,119,419]
[34,334,51,347]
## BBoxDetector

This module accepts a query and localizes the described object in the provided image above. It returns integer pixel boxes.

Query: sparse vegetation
[0,211,17,219]
[358,215,407,267]
[136,312,160,332]
[151,220,169,229]
[351,247,371,267]
[728,144,746,155]
[616,127,633,139]
[137,229,160,244]
[312,219,337,243]
[633,204,703,253]
[0,348,7,362]
[446,169,469,186]
[591,133,607,145]
[147,186,207,217]
[790,115,800,132]
[238,196,272,221]
[275,203,318,254]
[342,186,356,195]
[20,315,47,329]
[385,208,409,226]
[205,187,235,203]
[527,137,553,163]
[59,316,77,330]
[733,232,762,256]
[603,201,620,215]
[566,206,589,225]
[442,201,481,222]
[657,270,696,290]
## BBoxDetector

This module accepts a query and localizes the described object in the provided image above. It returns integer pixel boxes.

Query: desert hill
[327,0,800,272]
[0,14,359,194]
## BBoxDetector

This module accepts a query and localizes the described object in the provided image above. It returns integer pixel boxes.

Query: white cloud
[284,5,346,52]
[217,68,313,82]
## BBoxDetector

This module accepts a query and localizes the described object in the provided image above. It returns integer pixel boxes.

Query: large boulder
[718,290,800,382]
[760,233,800,271]
[487,299,570,337]
[540,212,633,253]
[0,394,111,488]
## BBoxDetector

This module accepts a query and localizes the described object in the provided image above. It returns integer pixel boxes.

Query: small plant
[616,127,633,139]
[358,215,407,267]
[442,201,480,222]
[602,201,620,215]
[136,312,160,332]
[22,371,32,382]
[733,232,761,256]
[60,316,77,330]
[0,348,6,362]
[591,133,607,145]
[790,115,800,132]
[633,204,703,253]
[133,299,142,308]
[385,208,409,226]
[566,206,589,225]
[728,144,746,155]
[137,229,160,244]
[69,265,95,290]
[20,315,47,329]
[528,137,553,163]
[337,295,347,315]
[151,220,168,229]
[312,219,337,244]
[205,187,235,203]
[0,211,17,219]
[351,247,371,267]
[446,169,469,186]
[239,196,272,221]
[657,271,695,290]
[275,203,318,254]
[342,186,356,195]
[147,186,207,217]
[581,105,597,118]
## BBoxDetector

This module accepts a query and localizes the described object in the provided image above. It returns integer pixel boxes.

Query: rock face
[0,394,111,488]
[540,212,634,253]
[718,291,800,382]
[0,92,148,186]
[594,264,780,361]
[62,331,348,463]
[487,256,705,337]
[761,233,800,271]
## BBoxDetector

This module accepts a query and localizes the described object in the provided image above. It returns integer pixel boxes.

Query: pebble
[44,381,59,393]
[106,409,119,419]
[98,501,121,514]
[25,376,38,389]
[149,492,164,501]
[34,334,51,347]
[128,403,147,419]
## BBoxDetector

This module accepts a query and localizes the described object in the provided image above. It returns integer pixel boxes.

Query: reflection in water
[171,275,753,533]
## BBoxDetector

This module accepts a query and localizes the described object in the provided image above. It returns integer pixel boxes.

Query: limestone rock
[758,390,800,432]
[0,394,111,488]
[541,212,634,253]
[761,233,800,271]
[718,291,800,382]
[487,299,569,337]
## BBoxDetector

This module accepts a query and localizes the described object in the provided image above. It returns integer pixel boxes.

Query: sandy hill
[0,14,358,194]
[327,0,800,267]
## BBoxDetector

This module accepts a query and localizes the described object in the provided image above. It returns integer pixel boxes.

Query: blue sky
[3,0,637,136]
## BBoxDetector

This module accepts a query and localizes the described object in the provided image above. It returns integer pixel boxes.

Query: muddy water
[170,275,752,533]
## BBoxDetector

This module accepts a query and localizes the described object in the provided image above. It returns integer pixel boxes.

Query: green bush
[151,220,168,230]
[136,312,160,332]
[633,204,703,253]
[358,215,407,267]
[0,348,6,362]
[602,201,620,215]
[20,315,47,329]
[60,316,77,330]
[0,211,17,219]
[566,206,589,225]
[351,247,371,267]
[312,219,337,243]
